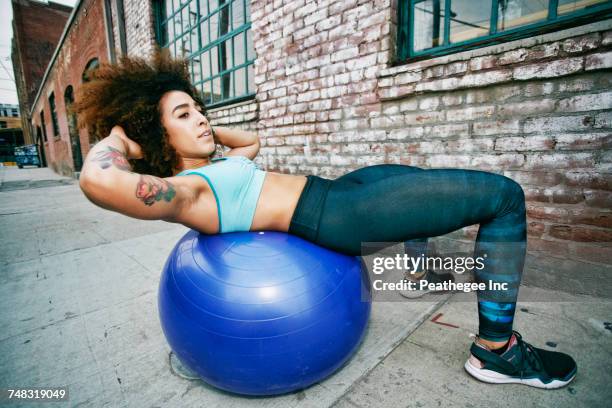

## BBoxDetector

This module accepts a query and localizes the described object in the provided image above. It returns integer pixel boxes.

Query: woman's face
[159,90,215,160]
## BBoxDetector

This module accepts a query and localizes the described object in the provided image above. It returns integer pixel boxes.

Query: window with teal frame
[398,0,612,62]
[154,0,256,108]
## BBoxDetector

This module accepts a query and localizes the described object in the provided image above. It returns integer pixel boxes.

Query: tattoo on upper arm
[135,175,177,206]
[92,146,132,171]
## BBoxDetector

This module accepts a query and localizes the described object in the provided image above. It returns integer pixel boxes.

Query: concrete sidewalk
[1,166,610,408]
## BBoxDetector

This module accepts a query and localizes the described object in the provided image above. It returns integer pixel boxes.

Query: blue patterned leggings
[289,164,527,341]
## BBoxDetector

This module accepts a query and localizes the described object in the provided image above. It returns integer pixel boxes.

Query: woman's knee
[497,175,526,215]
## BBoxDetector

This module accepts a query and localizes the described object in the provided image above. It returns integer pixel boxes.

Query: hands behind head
[111,125,144,160]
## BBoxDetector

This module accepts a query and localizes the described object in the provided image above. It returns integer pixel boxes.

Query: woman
[75,52,576,389]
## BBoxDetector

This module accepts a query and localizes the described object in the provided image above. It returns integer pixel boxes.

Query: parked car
[14,144,41,168]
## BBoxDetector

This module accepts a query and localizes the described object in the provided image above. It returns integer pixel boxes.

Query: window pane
[220,38,232,68]
[413,0,446,51]
[219,3,230,37]
[212,77,221,102]
[173,18,181,42]
[211,46,219,76]
[247,63,254,93]
[232,0,245,28]
[198,0,208,16]
[234,32,245,66]
[202,50,211,79]
[498,0,549,31]
[202,80,212,104]
[221,71,231,98]
[179,38,190,56]
[235,67,246,96]
[210,11,219,42]
[200,16,210,45]
[558,0,608,15]
[189,0,198,25]
[190,59,199,84]
[165,0,173,21]
[181,5,190,33]
[449,0,491,44]
[229,70,235,98]
[246,28,255,61]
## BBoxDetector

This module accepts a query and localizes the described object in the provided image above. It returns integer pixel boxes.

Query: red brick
[562,33,600,53]
[549,225,612,242]
[524,187,549,203]
[568,209,612,228]
[524,152,596,170]
[564,171,612,191]
[550,188,586,205]
[513,58,583,80]
[498,48,528,65]
[555,133,610,150]
[468,55,497,71]
[584,190,612,208]
[426,154,472,168]
[526,203,569,222]
[525,42,560,61]
[528,221,546,238]
[494,135,555,151]
[505,170,563,187]
[470,153,525,171]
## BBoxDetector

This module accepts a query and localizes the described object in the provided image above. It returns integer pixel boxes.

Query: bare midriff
[176,171,307,235]
[250,172,308,232]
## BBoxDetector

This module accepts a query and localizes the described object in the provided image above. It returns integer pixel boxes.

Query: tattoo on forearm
[91,146,131,171]
[135,175,177,206]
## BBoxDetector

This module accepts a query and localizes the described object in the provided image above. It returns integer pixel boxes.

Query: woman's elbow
[79,173,111,210]
[250,137,261,158]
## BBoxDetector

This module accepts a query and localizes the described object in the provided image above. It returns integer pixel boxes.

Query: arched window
[64,86,74,105]
[64,85,76,127]
[48,92,59,137]
[64,85,83,172]
[82,58,100,83]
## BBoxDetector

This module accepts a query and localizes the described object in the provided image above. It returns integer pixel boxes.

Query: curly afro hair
[74,49,207,177]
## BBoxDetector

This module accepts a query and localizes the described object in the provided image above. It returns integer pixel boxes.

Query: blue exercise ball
[158,230,371,396]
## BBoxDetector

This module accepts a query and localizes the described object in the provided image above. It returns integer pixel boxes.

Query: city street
[1,166,610,407]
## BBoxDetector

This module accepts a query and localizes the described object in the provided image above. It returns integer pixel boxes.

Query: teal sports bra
[176,156,266,233]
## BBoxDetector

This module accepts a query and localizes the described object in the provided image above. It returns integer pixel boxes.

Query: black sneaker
[399,269,456,299]
[464,331,577,389]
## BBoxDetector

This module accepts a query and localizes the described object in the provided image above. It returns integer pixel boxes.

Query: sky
[0,0,77,106]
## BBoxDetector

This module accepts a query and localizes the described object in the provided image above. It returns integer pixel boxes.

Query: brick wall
[207,100,260,157]
[121,0,157,59]
[250,0,612,295]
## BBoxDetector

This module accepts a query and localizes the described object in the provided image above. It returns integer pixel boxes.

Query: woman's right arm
[79,127,193,222]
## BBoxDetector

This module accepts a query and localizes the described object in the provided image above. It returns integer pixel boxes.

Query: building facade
[27,0,612,294]
[11,0,72,146]
[0,104,21,130]
[29,0,111,176]
[0,103,24,165]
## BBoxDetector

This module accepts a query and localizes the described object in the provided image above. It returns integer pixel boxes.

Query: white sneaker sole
[464,359,576,389]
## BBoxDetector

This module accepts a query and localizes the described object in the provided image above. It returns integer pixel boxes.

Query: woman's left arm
[212,126,260,160]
